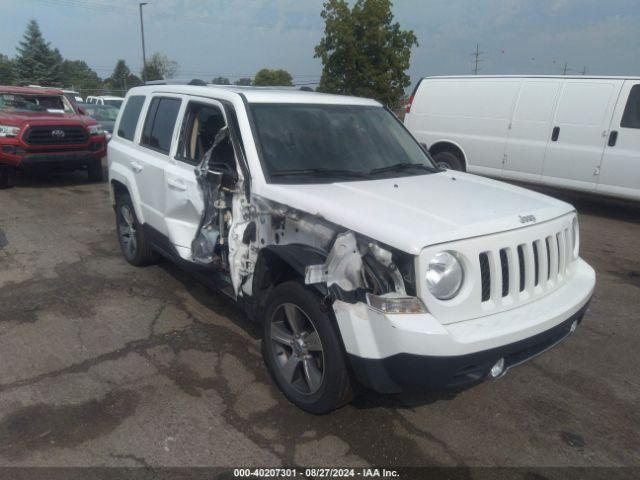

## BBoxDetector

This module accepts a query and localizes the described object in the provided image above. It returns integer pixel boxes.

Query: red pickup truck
[0,85,107,188]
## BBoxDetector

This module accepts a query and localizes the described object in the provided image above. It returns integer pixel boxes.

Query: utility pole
[471,43,484,75]
[562,62,569,75]
[580,66,587,76]
[139,3,148,83]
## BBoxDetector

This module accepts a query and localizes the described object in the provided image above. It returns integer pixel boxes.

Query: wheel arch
[249,244,329,321]
[428,140,467,171]
[109,166,145,225]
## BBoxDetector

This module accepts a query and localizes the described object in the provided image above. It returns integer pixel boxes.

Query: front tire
[88,158,103,182]
[115,193,158,266]
[433,151,463,171]
[0,167,9,189]
[262,281,353,414]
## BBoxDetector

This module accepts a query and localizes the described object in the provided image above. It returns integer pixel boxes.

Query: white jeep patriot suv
[108,84,595,413]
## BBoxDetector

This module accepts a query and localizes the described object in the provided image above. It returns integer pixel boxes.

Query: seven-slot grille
[478,226,574,303]
[23,125,88,145]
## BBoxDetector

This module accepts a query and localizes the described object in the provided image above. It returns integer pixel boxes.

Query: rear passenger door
[597,81,640,200]
[136,95,183,233]
[541,79,623,192]
[164,98,228,259]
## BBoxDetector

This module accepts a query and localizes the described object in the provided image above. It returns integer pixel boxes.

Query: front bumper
[333,258,595,393]
[0,149,104,169]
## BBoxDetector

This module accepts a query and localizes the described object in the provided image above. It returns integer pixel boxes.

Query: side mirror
[77,106,86,115]
[420,142,429,153]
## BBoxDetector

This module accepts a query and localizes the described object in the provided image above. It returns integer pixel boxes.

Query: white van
[405,76,640,201]
[86,95,124,108]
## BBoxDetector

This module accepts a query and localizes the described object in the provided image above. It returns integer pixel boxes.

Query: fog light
[490,358,505,378]
[570,320,578,333]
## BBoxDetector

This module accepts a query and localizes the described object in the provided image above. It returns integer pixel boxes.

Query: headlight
[366,293,428,314]
[426,251,464,300]
[0,125,20,137]
[88,124,104,135]
[572,216,580,259]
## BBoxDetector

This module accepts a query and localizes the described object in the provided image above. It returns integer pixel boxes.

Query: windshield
[104,99,123,108]
[0,93,75,114]
[250,104,436,183]
[82,104,119,122]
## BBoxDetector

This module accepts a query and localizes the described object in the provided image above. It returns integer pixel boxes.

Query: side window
[117,95,146,141]
[177,102,228,165]
[621,85,640,129]
[141,97,181,154]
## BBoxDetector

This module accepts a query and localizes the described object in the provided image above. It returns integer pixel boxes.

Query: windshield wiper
[368,162,437,175]
[270,168,367,179]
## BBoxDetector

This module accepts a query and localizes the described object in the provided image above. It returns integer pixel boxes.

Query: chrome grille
[24,125,88,145]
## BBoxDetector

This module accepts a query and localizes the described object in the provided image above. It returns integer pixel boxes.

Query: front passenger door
[597,81,640,200]
[164,99,229,260]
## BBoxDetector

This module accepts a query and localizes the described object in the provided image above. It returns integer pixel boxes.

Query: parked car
[78,103,119,140]
[108,84,595,413]
[0,85,106,187]
[405,75,640,202]
[86,95,124,108]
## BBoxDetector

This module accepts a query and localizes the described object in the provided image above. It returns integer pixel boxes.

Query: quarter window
[117,95,145,141]
[621,85,640,129]
[141,97,181,154]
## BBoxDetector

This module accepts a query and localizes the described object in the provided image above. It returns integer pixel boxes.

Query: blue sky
[1,0,639,89]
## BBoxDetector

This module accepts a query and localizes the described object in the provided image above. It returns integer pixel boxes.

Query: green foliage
[0,54,15,85]
[253,68,293,86]
[142,52,178,81]
[106,60,141,95]
[211,76,231,85]
[14,19,64,85]
[314,0,418,108]
[234,77,252,86]
[60,60,103,97]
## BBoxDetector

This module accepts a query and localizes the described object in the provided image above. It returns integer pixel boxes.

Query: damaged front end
[187,115,421,316]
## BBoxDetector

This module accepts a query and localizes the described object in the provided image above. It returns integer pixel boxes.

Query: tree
[314,0,418,108]
[106,60,141,94]
[14,19,63,85]
[60,60,102,96]
[234,77,252,86]
[211,76,231,85]
[253,68,293,86]
[142,52,178,81]
[0,54,14,85]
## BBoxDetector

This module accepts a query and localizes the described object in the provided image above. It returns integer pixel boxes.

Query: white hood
[257,171,574,254]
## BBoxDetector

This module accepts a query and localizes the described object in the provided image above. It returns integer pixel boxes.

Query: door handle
[130,161,143,173]
[551,126,560,142]
[167,178,187,191]
[608,130,618,147]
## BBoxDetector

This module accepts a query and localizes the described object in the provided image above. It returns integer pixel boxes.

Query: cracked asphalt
[0,169,639,468]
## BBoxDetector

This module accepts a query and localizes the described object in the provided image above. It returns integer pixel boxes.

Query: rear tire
[88,159,103,182]
[433,151,464,171]
[115,193,158,266]
[262,281,353,414]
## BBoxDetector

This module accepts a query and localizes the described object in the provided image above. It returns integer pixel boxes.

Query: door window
[621,85,640,129]
[177,102,233,167]
[117,95,146,141]
[141,97,181,154]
